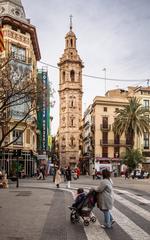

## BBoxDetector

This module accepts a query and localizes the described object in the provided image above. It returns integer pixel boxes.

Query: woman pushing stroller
[96,168,115,229]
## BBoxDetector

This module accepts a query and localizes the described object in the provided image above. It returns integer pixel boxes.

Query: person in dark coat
[65,165,72,188]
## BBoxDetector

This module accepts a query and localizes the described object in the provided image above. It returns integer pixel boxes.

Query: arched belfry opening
[70,70,75,82]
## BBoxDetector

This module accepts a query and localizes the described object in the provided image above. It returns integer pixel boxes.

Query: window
[144,132,149,149]
[62,71,65,83]
[114,134,120,144]
[11,44,26,62]
[104,107,107,112]
[143,100,149,109]
[102,117,108,128]
[102,132,108,144]
[102,147,108,158]
[13,130,23,145]
[70,70,75,82]
[26,129,30,144]
[70,136,75,147]
[12,25,17,31]
[114,147,119,158]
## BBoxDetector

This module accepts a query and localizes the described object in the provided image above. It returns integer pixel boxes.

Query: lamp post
[16,149,21,188]
[102,68,106,94]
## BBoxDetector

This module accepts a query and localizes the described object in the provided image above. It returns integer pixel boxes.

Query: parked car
[131,169,149,179]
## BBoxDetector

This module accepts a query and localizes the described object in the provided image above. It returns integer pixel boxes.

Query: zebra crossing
[69,186,150,240]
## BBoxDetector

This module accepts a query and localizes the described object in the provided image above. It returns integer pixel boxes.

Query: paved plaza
[0,176,150,240]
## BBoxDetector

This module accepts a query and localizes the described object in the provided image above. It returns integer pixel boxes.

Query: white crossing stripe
[114,193,150,222]
[70,190,111,240]
[114,189,150,204]
[84,219,110,240]
[112,207,150,240]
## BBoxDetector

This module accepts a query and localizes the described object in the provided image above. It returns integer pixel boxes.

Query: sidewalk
[0,181,78,240]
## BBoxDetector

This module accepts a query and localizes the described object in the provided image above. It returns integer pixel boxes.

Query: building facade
[58,21,84,167]
[82,86,150,174]
[0,0,41,176]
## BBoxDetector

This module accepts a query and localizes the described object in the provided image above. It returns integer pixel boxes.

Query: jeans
[102,210,113,228]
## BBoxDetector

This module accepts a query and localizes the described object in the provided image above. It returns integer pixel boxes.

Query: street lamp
[16,149,21,188]
[102,68,106,94]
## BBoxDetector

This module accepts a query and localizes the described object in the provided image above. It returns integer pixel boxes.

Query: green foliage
[113,97,150,148]
[121,149,145,171]
[9,161,24,176]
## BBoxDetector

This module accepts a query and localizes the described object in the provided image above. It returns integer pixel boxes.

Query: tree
[121,149,145,172]
[113,97,150,149]
[0,58,42,148]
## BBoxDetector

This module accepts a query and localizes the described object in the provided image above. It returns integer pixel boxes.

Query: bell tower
[58,16,84,167]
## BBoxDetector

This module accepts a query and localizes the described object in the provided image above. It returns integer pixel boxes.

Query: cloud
[22,0,150,134]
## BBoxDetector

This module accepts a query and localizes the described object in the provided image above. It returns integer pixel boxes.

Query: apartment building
[0,0,41,176]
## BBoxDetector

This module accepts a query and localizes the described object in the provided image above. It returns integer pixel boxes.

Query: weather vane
[69,14,73,31]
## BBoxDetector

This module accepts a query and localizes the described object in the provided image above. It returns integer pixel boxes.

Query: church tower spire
[58,18,84,167]
[69,14,73,31]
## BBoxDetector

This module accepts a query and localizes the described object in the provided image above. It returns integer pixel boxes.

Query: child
[72,188,86,209]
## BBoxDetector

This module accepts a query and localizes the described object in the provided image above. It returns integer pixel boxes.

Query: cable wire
[39,61,148,83]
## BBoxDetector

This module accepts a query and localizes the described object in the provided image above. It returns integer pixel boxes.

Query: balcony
[100,124,111,131]
[10,52,32,65]
[100,139,131,147]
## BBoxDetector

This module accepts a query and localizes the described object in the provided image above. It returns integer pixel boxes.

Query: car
[131,170,150,179]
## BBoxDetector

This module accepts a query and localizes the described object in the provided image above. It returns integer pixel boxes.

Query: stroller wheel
[91,216,96,223]
[70,213,79,224]
[84,220,89,226]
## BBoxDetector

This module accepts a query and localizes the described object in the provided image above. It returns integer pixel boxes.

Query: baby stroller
[69,189,97,226]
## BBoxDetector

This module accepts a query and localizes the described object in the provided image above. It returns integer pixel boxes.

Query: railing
[100,139,131,146]
[10,52,32,65]
[100,124,111,131]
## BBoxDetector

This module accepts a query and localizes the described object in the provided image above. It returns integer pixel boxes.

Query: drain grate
[16,191,32,197]
[8,237,24,240]
[44,203,52,206]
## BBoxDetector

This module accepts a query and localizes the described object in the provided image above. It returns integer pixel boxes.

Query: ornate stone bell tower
[58,16,84,167]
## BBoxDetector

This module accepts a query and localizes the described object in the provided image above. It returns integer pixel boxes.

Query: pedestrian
[96,169,115,229]
[125,168,129,179]
[76,167,80,179]
[41,166,46,180]
[37,166,43,180]
[55,166,61,188]
[92,168,96,180]
[65,165,72,188]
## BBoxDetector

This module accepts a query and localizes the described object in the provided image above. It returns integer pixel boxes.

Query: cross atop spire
[69,14,73,31]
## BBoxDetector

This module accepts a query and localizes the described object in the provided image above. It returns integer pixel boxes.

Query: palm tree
[113,97,150,149]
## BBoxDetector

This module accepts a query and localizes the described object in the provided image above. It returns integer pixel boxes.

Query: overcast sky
[22,0,150,135]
